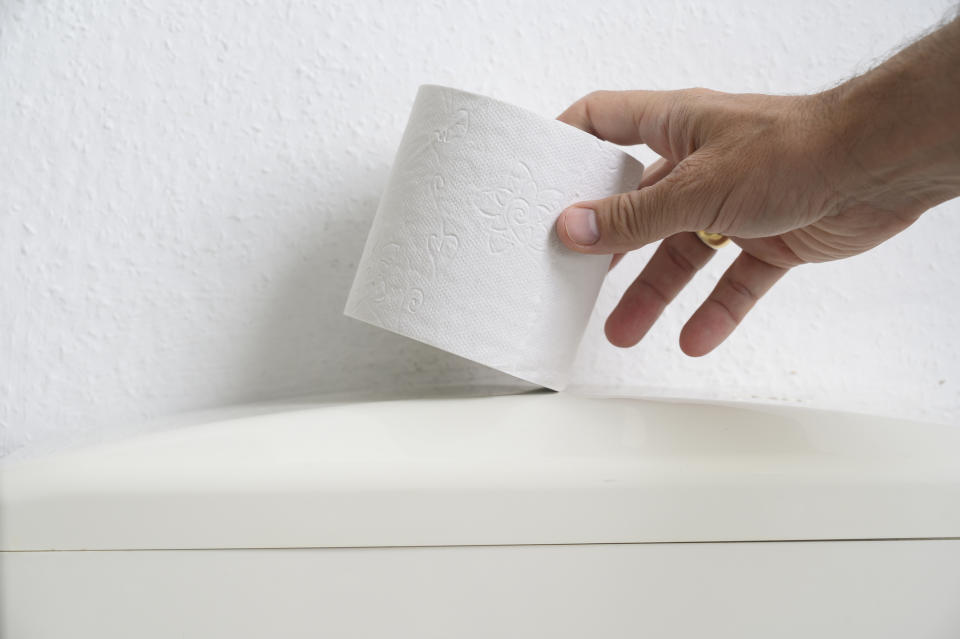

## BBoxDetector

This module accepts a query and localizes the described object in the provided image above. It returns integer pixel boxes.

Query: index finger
[556,90,687,160]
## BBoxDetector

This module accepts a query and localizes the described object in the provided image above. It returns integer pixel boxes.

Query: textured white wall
[2,0,958,460]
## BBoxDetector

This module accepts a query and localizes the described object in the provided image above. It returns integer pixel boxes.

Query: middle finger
[605,231,718,347]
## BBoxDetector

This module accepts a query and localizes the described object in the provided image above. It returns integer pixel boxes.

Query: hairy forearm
[823,14,960,212]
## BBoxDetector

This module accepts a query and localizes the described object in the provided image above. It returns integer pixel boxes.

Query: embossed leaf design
[435,109,469,144]
[489,233,514,254]
[477,189,512,232]
[446,109,469,141]
[537,189,563,214]
[512,222,534,246]
[428,231,459,260]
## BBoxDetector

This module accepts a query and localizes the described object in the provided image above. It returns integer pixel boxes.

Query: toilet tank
[2,393,959,638]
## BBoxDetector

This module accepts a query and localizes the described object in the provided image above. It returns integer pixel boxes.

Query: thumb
[555,168,717,254]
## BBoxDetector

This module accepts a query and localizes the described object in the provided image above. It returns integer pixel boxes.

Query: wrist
[814,19,960,215]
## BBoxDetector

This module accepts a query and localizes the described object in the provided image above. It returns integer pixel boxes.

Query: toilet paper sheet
[345,85,644,389]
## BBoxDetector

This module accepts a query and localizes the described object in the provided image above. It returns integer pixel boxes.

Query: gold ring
[696,230,730,249]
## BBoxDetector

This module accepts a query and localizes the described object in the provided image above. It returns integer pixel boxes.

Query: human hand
[555,89,907,355]
[555,37,960,356]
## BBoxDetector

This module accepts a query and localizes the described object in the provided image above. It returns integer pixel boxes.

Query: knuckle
[678,87,721,109]
[663,243,697,276]
[565,91,613,132]
[638,278,670,306]
[706,296,741,324]
[723,276,758,305]
[660,162,707,225]
[582,89,610,108]
[669,156,731,231]
[607,191,645,243]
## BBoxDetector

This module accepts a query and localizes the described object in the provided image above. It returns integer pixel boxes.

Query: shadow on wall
[234,167,529,404]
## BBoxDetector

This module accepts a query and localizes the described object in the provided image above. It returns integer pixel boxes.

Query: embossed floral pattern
[477,161,563,254]
[366,241,424,319]
[362,215,462,326]
[426,221,459,277]
[354,104,469,324]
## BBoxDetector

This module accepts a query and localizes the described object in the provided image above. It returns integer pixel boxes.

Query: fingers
[679,251,789,357]
[555,160,721,254]
[606,157,677,273]
[605,232,718,347]
[556,90,694,157]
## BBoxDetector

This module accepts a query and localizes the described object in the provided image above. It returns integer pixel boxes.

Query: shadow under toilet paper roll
[344,85,644,390]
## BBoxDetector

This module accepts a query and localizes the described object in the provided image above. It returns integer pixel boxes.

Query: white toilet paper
[345,85,644,390]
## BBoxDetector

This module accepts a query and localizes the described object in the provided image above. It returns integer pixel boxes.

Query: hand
[555,34,960,356]
[554,90,904,355]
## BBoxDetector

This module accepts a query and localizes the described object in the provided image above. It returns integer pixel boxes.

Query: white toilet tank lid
[1,393,959,551]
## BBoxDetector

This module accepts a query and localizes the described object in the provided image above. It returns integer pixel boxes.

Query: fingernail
[562,207,599,245]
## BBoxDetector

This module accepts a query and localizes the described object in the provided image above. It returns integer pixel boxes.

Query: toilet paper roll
[345,85,644,390]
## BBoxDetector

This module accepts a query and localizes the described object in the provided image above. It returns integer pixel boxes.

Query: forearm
[823,14,960,212]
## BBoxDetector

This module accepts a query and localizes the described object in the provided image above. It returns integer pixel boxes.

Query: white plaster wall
[2,0,958,460]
